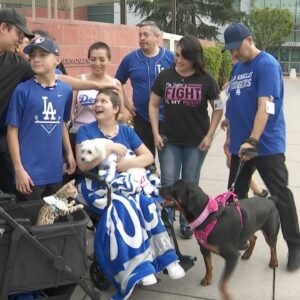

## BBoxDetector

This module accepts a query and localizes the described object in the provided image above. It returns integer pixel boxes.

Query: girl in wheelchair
[75,88,185,300]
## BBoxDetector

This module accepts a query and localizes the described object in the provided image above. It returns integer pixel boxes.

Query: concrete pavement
[71,77,300,300]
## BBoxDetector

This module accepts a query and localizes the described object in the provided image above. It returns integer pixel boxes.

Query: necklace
[98,122,118,139]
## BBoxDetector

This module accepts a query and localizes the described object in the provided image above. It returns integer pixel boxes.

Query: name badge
[214,99,224,110]
[266,101,275,115]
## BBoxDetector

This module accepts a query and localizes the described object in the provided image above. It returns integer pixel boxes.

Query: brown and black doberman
[160,179,280,300]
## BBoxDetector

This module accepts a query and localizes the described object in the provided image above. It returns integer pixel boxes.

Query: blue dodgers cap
[223,22,251,52]
[24,37,60,55]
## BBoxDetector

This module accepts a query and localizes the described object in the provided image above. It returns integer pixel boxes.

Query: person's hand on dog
[15,167,34,194]
[116,158,130,173]
[107,143,127,158]
[199,134,213,151]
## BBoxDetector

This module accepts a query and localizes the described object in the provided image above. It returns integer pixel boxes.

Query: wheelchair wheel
[89,261,111,290]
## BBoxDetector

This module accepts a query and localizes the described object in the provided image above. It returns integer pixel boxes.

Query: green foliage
[218,48,232,88]
[249,8,294,51]
[128,0,245,40]
[203,46,222,80]
[203,46,232,89]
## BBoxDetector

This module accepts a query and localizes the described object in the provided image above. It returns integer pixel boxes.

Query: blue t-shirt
[76,122,142,152]
[6,78,72,185]
[115,47,174,121]
[228,51,285,156]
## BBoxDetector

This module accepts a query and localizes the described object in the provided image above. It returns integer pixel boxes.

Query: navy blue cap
[0,8,34,39]
[24,37,60,55]
[223,23,251,52]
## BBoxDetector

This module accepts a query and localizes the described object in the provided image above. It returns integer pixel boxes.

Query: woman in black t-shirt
[149,35,223,239]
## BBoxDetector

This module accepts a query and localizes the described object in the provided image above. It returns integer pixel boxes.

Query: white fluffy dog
[80,138,147,183]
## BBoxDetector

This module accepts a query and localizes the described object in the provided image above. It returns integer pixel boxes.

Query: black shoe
[180,227,193,239]
[254,189,269,198]
[287,247,300,271]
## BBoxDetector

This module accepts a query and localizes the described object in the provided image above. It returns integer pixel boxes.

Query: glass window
[280,47,290,62]
[297,1,300,14]
[291,48,300,61]
[251,0,265,9]
[295,31,300,43]
[281,0,297,13]
[290,63,300,73]
[282,31,296,43]
[163,39,170,50]
[280,63,289,74]
[265,0,280,8]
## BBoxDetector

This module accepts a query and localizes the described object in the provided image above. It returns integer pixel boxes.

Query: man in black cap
[0,8,35,194]
[223,22,300,271]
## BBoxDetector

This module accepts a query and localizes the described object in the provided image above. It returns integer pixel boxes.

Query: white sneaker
[166,261,185,279]
[141,274,157,286]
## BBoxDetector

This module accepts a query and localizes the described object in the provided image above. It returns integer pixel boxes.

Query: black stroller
[76,170,197,291]
[0,192,99,300]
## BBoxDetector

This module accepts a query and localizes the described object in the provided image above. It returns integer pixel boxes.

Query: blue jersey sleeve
[6,83,26,128]
[115,54,130,84]
[127,126,142,151]
[76,125,90,144]
[256,61,282,99]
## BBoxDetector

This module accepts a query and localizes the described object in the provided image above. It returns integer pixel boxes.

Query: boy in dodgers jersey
[6,37,76,200]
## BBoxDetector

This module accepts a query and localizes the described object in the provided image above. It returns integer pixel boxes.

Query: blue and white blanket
[79,171,178,300]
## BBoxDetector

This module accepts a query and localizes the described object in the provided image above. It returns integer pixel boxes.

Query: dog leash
[229,147,258,192]
[229,158,245,192]
[272,266,276,300]
[229,151,277,300]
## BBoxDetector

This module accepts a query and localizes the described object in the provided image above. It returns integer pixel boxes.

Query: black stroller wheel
[89,261,110,290]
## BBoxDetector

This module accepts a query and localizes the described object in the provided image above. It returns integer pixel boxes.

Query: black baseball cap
[24,37,60,55]
[223,22,251,52]
[0,8,34,39]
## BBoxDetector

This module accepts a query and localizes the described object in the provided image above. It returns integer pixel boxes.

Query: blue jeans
[158,143,207,230]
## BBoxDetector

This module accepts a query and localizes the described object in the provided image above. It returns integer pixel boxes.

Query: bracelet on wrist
[243,137,258,148]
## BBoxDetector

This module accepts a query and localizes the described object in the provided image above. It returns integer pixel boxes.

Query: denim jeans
[158,142,207,230]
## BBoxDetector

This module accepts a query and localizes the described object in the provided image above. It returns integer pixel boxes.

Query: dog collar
[189,196,218,230]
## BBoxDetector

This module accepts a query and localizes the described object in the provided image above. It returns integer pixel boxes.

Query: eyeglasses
[14,26,25,39]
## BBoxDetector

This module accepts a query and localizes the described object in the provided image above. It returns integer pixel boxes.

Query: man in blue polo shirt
[223,22,300,271]
[115,21,174,158]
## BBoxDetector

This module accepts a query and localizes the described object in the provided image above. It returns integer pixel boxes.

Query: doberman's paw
[241,251,251,260]
[269,259,279,268]
[200,277,212,286]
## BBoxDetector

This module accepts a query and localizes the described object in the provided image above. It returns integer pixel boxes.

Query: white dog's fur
[80,138,147,183]
[80,138,156,209]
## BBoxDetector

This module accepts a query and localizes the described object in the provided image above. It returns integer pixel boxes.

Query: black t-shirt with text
[152,66,219,146]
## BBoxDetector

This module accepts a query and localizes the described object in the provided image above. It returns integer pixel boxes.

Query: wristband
[243,137,258,148]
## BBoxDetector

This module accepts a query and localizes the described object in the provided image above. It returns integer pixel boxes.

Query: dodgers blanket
[79,171,179,300]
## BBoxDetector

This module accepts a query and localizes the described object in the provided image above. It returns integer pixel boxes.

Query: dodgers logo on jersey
[34,96,61,134]
[230,72,253,95]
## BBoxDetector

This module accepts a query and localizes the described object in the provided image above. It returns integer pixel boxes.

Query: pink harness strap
[189,191,243,249]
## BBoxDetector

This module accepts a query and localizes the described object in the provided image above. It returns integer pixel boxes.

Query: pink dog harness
[189,191,243,249]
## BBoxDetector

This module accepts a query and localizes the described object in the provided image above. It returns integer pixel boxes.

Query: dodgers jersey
[6,78,72,185]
